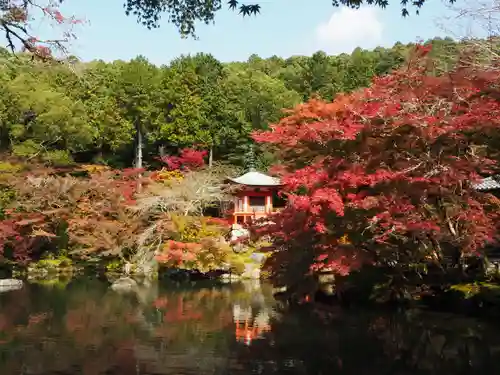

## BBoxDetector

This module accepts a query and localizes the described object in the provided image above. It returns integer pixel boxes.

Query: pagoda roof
[226,170,281,187]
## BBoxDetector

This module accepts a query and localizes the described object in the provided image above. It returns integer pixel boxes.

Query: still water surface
[1,278,500,375]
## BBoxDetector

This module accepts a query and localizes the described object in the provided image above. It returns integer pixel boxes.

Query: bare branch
[1,0,84,61]
[135,165,236,217]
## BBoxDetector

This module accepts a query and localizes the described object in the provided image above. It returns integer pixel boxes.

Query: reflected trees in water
[235,307,500,375]
[0,280,499,374]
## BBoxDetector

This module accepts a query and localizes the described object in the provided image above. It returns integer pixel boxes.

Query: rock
[123,262,132,275]
[241,263,261,279]
[430,334,446,354]
[0,279,23,287]
[272,286,287,294]
[27,267,49,277]
[250,252,266,264]
[110,277,138,293]
[220,273,241,283]
[318,271,336,296]
[232,242,247,253]
[230,225,249,242]
[0,279,23,293]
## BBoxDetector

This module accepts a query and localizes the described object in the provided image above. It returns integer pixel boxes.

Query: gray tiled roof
[474,176,500,191]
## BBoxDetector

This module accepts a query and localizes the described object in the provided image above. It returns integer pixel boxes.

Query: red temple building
[225,169,282,225]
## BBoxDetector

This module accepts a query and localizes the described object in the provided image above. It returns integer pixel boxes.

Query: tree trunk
[135,123,143,192]
[209,146,213,168]
[158,144,166,158]
[135,123,143,169]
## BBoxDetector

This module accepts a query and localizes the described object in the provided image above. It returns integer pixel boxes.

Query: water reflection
[0,278,499,374]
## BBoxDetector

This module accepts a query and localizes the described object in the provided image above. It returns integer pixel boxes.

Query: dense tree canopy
[253,43,500,301]
[0,37,464,169]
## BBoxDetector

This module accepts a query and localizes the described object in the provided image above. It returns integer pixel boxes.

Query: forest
[0,37,460,169]
[2,35,500,310]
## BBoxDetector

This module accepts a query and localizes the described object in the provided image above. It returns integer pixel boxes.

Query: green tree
[4,67,94,165]
[301,51,343,101]
[151,59,205,154]
[222,65,301,169]
[341,48,377,92]
[0,36,474,170]
[80,61,136,163]
[112,56,161,168]
[246,54,285,77]
[162,53,232,166]
[276,55,309,98]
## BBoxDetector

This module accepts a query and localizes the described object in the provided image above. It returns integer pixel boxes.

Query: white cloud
[315,7,384,54]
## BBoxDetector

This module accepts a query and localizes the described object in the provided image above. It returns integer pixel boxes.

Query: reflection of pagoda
[232,304,270,346]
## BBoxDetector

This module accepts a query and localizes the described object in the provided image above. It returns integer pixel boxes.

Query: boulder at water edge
[241,263,261,279]
[110,277,138,293]
[0,279,23,293]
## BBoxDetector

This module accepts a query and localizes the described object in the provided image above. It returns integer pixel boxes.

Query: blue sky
[21,0,478,64]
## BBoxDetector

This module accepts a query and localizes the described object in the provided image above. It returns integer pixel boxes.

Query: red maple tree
[253,46,500,287]
[160,148,207,171]
[0,165,147,263]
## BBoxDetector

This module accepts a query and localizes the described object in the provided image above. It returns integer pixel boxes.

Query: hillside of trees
[0,37,463,170]
[4,35,500,301]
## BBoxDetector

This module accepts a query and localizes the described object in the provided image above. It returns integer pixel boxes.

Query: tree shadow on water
[230,306,500,375]
[0,279,257,375]
[1,280,500,375]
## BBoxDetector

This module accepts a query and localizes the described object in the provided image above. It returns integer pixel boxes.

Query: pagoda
[225,169,282,225]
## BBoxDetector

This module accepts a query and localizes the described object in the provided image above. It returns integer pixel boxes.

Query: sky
[16,0,488,65]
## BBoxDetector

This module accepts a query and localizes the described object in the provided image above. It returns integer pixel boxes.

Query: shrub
[253,45,500,294]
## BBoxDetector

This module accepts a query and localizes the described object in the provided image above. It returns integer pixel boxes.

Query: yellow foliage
[158,214,232,273]
[0,162,22,173]
[339,234,351,244]
[193,239,232,273]
[169,214,223,243]
[155,169,184,184]
[81,164,110,173]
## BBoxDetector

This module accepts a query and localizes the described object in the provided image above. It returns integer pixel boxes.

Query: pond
[1,278,500,375]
